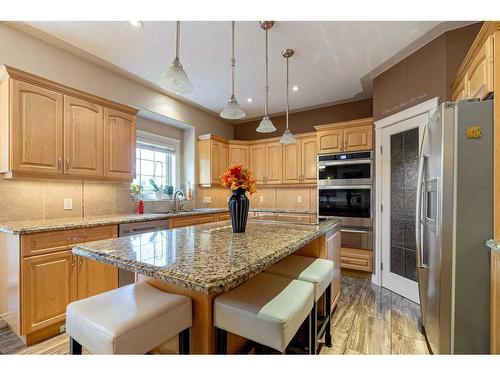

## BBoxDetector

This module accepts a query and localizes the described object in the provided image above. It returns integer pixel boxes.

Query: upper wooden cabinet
[64,96,103,177]
[451,32,494,101]
[228,144,249,167]
[10,80,63,174]
[0,65,137,181]
[315,118,373,154]
[265,142,282,183]
[249,143,266,184]
[197,135,229,185]
[104,108,135,180]
[283,134,317,183]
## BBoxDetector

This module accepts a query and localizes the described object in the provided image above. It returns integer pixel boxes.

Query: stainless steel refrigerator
[416,99,492,354]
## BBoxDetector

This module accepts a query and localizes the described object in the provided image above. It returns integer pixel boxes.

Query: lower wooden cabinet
[340,247,373,272]
[77,257,118,300]
[169,212,230,228]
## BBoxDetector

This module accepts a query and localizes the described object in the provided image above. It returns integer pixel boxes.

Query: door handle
[416,124,428,269]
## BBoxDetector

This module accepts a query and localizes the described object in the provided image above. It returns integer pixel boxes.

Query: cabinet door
[229,145,249,167]
[317,129,343,154]
[452,77,467,101]
[282,142,301,183]
[64,96,103,177]
[249,144,266,183]
[326,230,341,311]
[21,251,77,334]
[344,124,373,152]
[211,141,221,184]
[265,142,282,183]
[466,36,494,100]
[219,143,229,179]
[77,257,118,300]
[104,108,135,180]
[11,80,63,174]
[301,136,317,183]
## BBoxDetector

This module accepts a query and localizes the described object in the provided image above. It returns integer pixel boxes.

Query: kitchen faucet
[172,191,185,213]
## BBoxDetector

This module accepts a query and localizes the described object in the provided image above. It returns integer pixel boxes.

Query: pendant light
[256,21,276,133]
[220,21,246,120]
[158,21,193,93]
[280,48,296,144]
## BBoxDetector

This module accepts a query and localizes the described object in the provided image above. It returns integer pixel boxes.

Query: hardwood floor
[0,275,428,355]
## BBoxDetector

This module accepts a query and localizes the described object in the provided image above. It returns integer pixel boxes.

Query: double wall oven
[318,151,373,253]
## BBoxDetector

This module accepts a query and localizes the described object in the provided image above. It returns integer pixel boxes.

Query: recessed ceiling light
[128,20,143,29]
[247,98,253,103]
[292,86,299,92]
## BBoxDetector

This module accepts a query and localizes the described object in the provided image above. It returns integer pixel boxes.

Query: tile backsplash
[0,177,132,222]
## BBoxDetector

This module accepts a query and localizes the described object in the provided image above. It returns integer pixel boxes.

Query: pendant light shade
[159,21,193,94]
[256,21,276,133]
[280,48,296,144]
[220,21,246,120]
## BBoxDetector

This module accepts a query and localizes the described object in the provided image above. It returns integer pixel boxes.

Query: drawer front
[21,225,118,257]
[217,212,230,221]
[340,247,373,272]
[170,214,217,228]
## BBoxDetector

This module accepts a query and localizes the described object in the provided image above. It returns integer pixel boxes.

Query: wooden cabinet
[197,135,229,186]
[169,212,230,228]
[229,144,249,167]
[77,257,118,300]
[104,108,136,180]
[282,135,317,184]
[0,65,137,181]
[452,77,467,101]
[265,142,282,183]
[21,250,77,334]
[64,96,103,177]
[340,247,373,272]
[10,80,63,175]
[466,35,494,100]
[249,144,266,184]
[326,229,342,309]
[315,118,373,154]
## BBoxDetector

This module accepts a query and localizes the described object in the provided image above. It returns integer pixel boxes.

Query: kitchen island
[73,218,341,353]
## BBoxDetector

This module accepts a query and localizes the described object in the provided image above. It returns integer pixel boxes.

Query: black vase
[228,187,250,233]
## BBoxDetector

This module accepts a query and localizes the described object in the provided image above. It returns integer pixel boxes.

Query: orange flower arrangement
[220,164,257,195]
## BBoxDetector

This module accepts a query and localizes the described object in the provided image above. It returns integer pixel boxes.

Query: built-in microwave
[317,151,372,186]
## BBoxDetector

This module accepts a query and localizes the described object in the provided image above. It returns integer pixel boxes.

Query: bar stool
[264,255,334,354]
[214,272,315,354]
[66,282,192,354]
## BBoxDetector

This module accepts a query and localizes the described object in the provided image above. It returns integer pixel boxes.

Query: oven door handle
[318,185,372,190]
[341,228,372,234]
[318,159,372,167]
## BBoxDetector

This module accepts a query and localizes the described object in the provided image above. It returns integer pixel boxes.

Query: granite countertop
[73,218,341,295]
[486,239,500,252]
[0,208,317,235]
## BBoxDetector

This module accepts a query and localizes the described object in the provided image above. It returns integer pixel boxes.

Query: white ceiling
[23,21,445,120]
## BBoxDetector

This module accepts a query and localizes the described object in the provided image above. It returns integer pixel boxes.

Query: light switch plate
[64,198,73,210]
[297,196,302,203]
[203,196,212,204]
[259,195,264,203]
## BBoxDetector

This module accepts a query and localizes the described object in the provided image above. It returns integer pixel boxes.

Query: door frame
[373,98,439,297]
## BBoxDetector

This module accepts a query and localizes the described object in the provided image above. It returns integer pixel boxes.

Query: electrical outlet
[64,198,73,210]
[59,324,66,333]
[297,196,302,203]
[259,195,264,203]
[203,196,212,204]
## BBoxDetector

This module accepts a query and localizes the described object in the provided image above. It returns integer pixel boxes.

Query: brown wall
[372,22,482,121]
[233,98,373,140]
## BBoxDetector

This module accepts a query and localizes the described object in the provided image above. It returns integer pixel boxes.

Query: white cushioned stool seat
[214,272,314,353]
[264,255,334,301]
[66,282,192,354]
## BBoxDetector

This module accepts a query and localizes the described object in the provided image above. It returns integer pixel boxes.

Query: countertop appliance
[416,99,493,354]
[118,219,170,286]
[318,151,374,254]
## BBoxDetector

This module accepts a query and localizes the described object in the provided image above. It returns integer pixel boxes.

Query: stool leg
[325,284,332,348]
[215,327,227,354]
[178,328,190,354]
[310,302,317,354]
[69,337,82,355]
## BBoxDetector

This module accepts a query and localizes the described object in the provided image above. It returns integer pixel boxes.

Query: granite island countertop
[72,218,340,295]
[0,208,317,235]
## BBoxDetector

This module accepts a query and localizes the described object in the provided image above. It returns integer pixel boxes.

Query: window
[133,131,180,199]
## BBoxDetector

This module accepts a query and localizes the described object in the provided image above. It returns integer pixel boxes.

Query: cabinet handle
[58,158,62,170]
[69,235,88,241]
[71,255,75,267]
[79,257,84,266]
[65,158,70,170]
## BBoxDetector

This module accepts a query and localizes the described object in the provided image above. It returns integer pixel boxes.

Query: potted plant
[221,164,257,233]
[149,179,164,200]
[130,183,142,200]
[163,185,174,199]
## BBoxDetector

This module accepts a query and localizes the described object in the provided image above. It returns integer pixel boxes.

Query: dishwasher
[118,219,170,286]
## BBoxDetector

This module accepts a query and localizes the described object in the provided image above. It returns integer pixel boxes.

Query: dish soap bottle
[187,181,193,201]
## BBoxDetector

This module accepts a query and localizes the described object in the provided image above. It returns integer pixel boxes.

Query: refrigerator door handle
[416,126,429,269]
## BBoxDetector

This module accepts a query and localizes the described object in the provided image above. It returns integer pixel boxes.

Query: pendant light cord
[175,21,180,60]
[231,21,235,97]
[286,56,290,130]
[264,28,269,117]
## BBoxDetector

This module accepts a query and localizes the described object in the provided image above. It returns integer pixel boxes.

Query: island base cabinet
[21,251,77,336]
[77,257,118,300]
